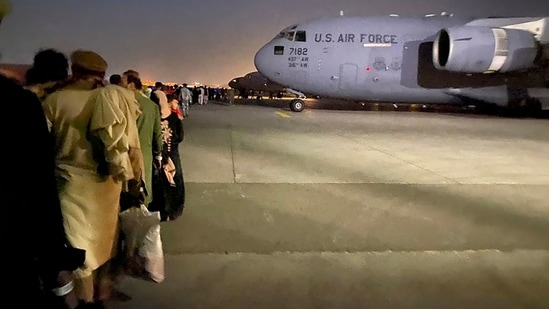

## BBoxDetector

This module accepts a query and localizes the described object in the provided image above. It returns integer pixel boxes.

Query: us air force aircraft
[254,13,549,113]
[228,71,285,94]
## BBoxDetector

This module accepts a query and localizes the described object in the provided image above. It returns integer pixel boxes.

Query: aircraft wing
[465,17,549,43]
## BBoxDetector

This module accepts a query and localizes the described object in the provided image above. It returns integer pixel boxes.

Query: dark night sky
[0,0,548,86]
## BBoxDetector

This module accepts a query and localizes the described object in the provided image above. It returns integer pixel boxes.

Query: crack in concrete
[335,132,459,184]
[164,248,549,257]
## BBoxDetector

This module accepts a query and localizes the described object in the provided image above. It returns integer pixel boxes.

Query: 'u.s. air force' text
[314,33,398,44]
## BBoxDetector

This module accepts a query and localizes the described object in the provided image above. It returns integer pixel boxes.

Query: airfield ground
[110,101,549,309]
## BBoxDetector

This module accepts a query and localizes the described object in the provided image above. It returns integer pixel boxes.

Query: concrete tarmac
[109,102,549,309]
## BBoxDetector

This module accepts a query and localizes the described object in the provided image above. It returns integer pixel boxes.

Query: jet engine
[433,26,539,73]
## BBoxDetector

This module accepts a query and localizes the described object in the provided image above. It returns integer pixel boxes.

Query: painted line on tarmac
[276,111,291,118]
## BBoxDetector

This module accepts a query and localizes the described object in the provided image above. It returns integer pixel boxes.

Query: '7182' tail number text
[289,47,308,56]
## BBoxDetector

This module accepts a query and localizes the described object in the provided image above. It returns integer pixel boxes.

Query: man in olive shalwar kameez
[42,50,143,305]
[122,70,163,207]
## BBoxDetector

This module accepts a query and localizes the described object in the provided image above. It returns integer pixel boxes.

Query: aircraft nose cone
[254,44,272,78]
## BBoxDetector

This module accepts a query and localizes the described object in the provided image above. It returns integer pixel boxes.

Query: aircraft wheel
[289,99,305,112]
[504,98,541,118]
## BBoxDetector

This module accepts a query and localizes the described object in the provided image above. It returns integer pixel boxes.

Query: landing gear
[504,98,542,118]
[289,99,305,112]
[284,88,306,112]
[524,98,542,117]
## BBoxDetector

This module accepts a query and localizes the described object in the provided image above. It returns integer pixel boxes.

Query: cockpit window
[295,30,306,42]
[285,31,295,41]
[275,26,305,42]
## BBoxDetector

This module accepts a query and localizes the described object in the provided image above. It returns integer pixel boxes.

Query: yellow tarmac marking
[276,111,291,118]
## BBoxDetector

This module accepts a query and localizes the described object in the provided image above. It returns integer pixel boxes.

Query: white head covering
[145,87,152,97]
[154,90,171,117]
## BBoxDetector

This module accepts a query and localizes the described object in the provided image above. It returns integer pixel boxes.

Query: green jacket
[135,92,163,205]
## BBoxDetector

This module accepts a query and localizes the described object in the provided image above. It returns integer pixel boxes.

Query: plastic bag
[119,205,164,282]
[139,223,165,283]
[119,205,159,255]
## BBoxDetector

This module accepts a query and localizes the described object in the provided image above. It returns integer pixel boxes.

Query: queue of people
[0,1,186,307]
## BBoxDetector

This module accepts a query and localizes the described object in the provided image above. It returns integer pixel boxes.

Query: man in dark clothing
[0,72,85,309]
[0,1,84,308]
[149,81,164,105]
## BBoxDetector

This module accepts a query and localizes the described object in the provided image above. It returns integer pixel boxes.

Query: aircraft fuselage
[254,16,549,110]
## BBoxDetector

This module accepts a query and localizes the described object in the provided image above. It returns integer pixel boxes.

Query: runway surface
[110,102,549,309]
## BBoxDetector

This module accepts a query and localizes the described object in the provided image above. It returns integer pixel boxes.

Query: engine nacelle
[433,26,539,73]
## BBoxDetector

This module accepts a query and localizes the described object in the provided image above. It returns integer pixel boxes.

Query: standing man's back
[43,50,142,305]
[179,83,192,117]
[123,71,163,206]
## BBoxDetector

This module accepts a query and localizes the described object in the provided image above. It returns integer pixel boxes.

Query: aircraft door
[339,64,358,90]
